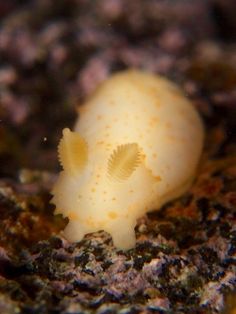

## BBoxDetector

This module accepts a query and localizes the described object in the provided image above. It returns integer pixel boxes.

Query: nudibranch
[51,70,204,250]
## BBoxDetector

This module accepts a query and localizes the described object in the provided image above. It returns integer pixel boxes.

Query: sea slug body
[51,70,204,250]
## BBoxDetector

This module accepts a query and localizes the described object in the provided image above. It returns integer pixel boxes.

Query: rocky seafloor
[0,0,236,313]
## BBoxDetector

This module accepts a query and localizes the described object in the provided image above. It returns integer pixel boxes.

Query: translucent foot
[63,220,86,243]
[111,226,136,250]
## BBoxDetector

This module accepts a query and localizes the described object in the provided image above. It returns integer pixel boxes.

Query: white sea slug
[51,70,204,250]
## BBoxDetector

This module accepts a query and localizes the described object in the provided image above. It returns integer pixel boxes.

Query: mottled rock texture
[0,1,236,313]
